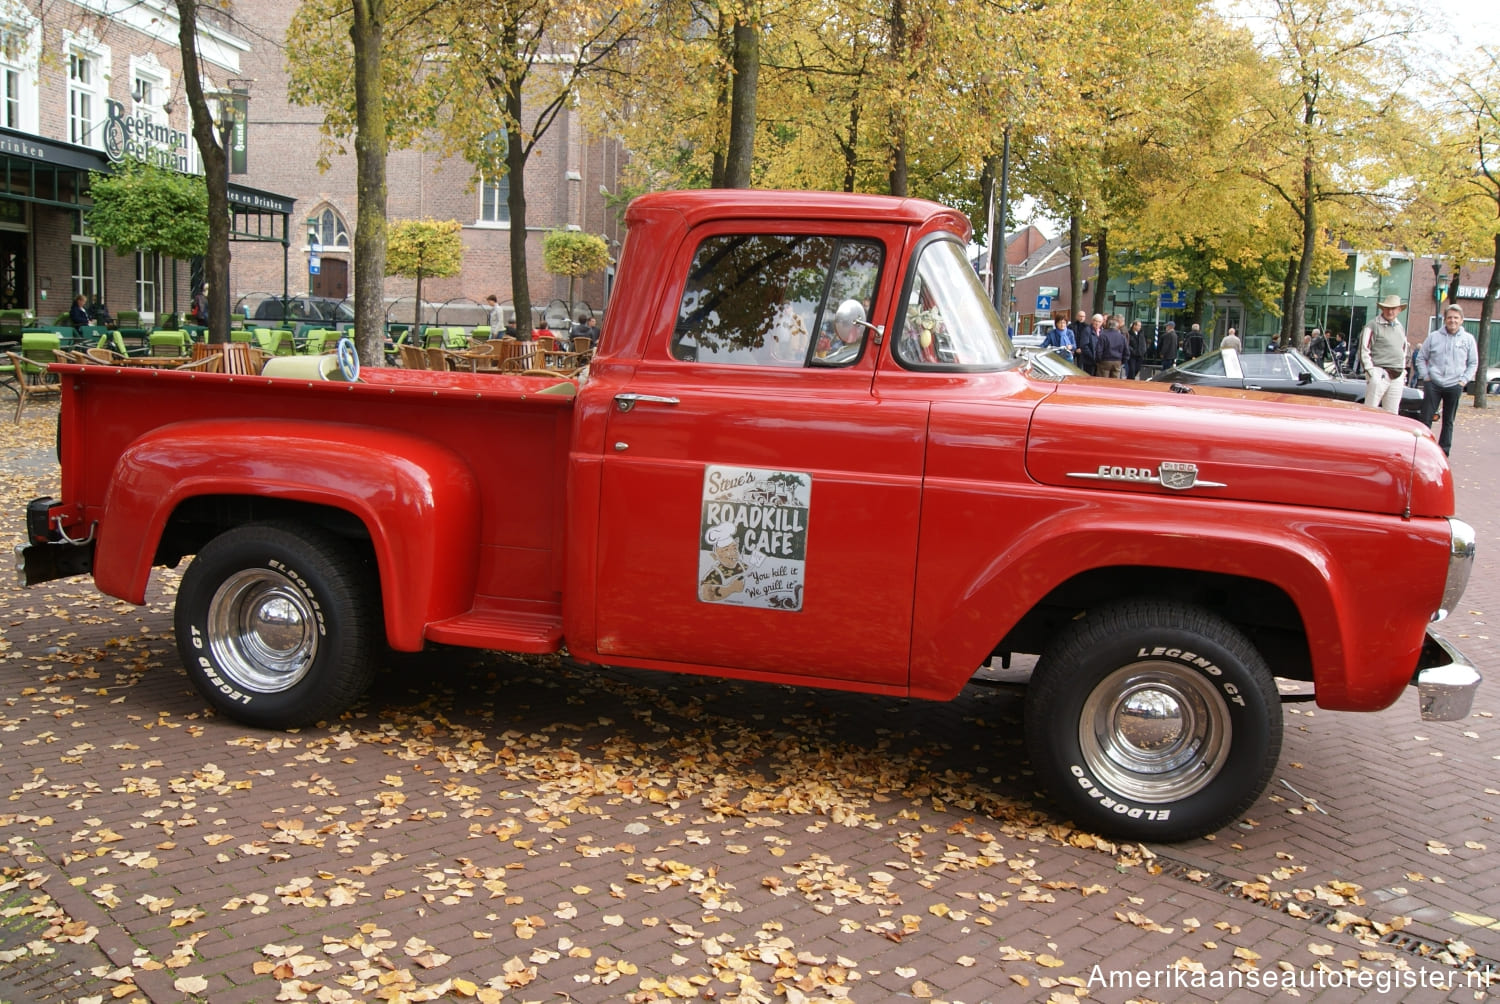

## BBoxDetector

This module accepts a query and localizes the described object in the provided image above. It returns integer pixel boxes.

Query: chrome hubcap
[1079,663,1231,803]
[206,569,318,693]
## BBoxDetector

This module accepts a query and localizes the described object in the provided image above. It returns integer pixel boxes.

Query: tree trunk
[1278,255,1298,346]
[1068,213,1083,317]
[350,0,388,365]
[1476,232,1497,410]
[841,102,859,193]
[174,0,230,345]
[886,0,908,197]
[504,62,533,336]
[1092,227,1109,316]
[722,18,758,189]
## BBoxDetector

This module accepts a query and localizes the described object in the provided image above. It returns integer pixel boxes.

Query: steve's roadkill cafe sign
[698,464,811,611]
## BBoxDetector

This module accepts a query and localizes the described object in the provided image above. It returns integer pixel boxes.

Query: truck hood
[1024,380,1453,517]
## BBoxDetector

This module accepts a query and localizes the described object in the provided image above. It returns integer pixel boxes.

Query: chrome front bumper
[1414,630,1482,722]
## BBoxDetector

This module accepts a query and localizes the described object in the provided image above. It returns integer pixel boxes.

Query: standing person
[1074,313,1103,376]
[485,294,505,333]
[1158,321,1179,370]
[189,285,210,326]
[1041,319,1076,362]
[1307,328,1328,366]
[1095,315,1127,378]
[1415,305,1479,455]
[1220,326,1241,352]
[1126,320,1147,379]
[1359,294,1408,413]
[1185,323,1205,359]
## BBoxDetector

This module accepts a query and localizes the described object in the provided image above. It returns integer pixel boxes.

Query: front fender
[95,419,480,650]
[910,489,1448,711]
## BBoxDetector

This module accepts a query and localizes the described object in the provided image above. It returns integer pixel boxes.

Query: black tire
[174,522,376,729]
[1024,600,1281,842]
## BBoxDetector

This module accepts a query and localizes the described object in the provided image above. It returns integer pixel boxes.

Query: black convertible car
[1151,347,1425,420]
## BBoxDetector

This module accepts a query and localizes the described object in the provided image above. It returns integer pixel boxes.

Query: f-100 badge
[1067,462,1226,491]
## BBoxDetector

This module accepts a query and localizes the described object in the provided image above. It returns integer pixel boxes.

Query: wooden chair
[493,339,541,373]
[398,345,428,369]
[87,347,126,364]
[425,347,453,371]
[189,342,266,374]
[5,350,61,422]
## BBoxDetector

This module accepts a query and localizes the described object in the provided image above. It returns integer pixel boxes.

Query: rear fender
[95,419,480,650]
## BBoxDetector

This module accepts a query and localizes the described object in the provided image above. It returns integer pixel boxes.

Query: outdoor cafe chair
[5,349,61,422]
[149,330,190,356]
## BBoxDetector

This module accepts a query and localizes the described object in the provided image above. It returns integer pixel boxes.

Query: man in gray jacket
[1416,304,1479,456]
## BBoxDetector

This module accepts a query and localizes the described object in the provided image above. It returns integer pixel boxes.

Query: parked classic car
[1152,346,1425,419]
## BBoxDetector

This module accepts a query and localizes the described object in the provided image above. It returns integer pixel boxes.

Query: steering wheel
[336,337,361,381]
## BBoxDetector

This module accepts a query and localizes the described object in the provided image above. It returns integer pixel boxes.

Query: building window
[135,251,162,312]
[0,19,39,133]
[68,44,109,148]
[315,207,349,248]
[72,240,103,303]
[480,174,509,225]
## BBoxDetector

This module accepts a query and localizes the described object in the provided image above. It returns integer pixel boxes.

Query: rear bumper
[1413,630,1481,722]
[15,539,95,587]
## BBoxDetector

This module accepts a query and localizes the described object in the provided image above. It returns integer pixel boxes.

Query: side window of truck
[672,234,882,367]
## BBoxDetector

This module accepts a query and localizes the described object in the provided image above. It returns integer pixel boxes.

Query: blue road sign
[309,255,321,276]
[1036,294,1053,312]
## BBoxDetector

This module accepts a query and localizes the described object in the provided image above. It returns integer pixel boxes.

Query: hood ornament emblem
[1068,462,1226,491]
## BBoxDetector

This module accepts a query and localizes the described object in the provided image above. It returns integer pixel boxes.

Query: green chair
[253,328,295,356]
[471,326,492,342]
[116,310,141,329]
[443,327,468,350]
[148,330,189,357]
[230,328,256,344]
[301,329,337,355]
[96,329,143,357]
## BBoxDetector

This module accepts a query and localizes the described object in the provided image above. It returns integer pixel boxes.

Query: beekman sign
[101,99,191,172]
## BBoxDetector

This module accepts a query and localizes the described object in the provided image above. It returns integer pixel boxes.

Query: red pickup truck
[18,190,1479,841]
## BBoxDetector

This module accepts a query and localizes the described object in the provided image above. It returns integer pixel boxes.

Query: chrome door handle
[614,393,680,413]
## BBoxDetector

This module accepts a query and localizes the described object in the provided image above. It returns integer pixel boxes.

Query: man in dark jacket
[1126,320,1148,379]
[1185,323,1206,359]
[1096,316,1128,378]
[1158,321,1179,369]
[1074,312,1101,375]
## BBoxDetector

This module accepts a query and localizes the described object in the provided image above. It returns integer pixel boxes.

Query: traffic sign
[309,254,321,275]
[1036,294,1053,312]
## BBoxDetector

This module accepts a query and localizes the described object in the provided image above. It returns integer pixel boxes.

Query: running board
[424,608,562,652]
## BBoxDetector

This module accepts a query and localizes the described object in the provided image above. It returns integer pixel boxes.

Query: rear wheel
[1024,600,1281,842]
[174,523,375,728]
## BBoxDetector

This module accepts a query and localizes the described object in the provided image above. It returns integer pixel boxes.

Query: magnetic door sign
[698,465,811,610]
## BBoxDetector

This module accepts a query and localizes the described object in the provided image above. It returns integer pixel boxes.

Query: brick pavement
[2,401,1498,1003]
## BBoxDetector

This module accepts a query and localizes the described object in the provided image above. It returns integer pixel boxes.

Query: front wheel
[1024,600,1281,842]
[174,523,376,729]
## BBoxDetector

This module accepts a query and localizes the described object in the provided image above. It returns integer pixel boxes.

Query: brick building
[0,0,291,325]
[232,0,626,330]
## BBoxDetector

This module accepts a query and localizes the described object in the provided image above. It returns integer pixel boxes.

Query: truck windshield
[893,238,1012,369]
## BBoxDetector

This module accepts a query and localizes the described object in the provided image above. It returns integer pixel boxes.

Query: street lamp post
[217,80,251,331]
[306,217,320,297]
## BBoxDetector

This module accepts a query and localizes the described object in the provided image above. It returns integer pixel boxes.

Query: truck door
[595,230,926,689]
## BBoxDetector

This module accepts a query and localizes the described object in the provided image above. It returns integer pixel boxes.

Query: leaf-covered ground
[3,402,1498,1003]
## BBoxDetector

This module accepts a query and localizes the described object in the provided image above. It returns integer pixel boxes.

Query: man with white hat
[1359,293,1408,413]
[699,521,747,602]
